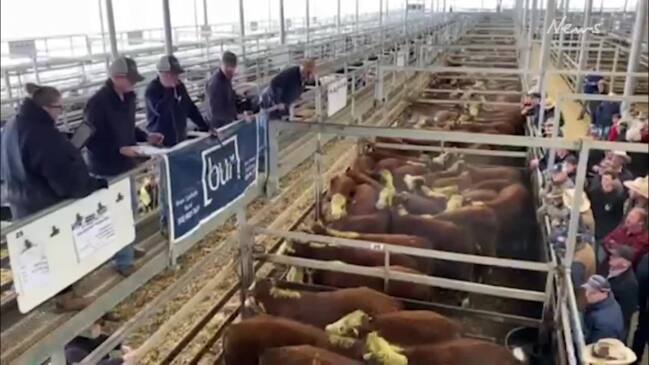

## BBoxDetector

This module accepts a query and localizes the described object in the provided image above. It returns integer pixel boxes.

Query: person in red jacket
[602,207,649,271]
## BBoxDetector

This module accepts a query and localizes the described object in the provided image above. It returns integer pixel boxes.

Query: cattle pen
[1,2,648,365]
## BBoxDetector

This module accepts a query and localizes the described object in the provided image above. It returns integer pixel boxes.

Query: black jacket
[609,269,639,334]
[145,77,208,146]
[206,69,240,129]
[1,98,106,219]
[587,184,626,240]
[84,80,148,176]
[269,66,304,106]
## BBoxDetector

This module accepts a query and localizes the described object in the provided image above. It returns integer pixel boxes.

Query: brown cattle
[252,281,402,328]
[352,155,376,175]
[311,225,434,250]
[483,183,529,225]
[462,188,498,202]
[430,171,472,190]
[434,205,500,257]
[289,241,422,272]
[345,167,382,189]
[465,165,522,182]
[329,210,390,234]
[391,212,474,281]
[395,192,447,215]
[375,158,408,172]
[223,316,361,365]
[468,178,514,192]
[347,183,379,215]
[327,310,461,347]
[260,345,363,365]
[402,339,524,365]
[329,174,356,199]
[314,266,432,301]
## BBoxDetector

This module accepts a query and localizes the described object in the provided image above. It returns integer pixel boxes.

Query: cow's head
[375,170,396,210]
[329,193,348,221]
[325,309,370,338]
[363,332,407,365]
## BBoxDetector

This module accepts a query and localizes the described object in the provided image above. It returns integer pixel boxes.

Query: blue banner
[164,120,259,242]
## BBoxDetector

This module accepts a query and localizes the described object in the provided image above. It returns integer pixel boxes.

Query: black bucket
[505,327,551,365]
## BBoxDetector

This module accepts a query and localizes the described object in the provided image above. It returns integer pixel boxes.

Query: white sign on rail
[326,76,348,117]
[6,178,135,313]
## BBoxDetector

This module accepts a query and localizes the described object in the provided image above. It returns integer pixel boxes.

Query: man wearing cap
[582,274,626,344]
[85,57,164,177]
[145,55,209,147]
[607,246,639,342]
[603,207,649,271]
[260,58,317,120]
[84,57,163,276]
[205,51,253,129]
[588,171,626,240]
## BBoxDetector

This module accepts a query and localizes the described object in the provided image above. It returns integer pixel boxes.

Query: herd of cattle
[221,75,538,364]
[223,281,526,364]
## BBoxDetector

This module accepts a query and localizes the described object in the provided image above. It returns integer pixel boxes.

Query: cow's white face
[325,309,369,338]
[329,193,347,220]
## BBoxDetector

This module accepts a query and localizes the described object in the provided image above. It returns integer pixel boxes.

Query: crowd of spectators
[526,77,648,363]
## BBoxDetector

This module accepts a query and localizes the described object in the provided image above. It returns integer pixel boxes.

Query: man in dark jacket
[607,246,639,342]
[631,253,648,365]
[145,55,209,146]
[2,87,106,219]
[582,274,626,344]
[205,51,253,129]
[260,58,316,119]
[85,57,164,177]
[578,68,604,120]
[84,57,163,276]
[587,171,626,240]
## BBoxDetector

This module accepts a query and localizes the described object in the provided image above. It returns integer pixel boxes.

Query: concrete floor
[529,45,591,140]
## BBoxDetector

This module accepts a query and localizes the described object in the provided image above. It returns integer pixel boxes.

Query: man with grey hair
[205,51,253,129]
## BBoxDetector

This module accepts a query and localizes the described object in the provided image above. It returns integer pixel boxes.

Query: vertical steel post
[336,0,341,34]
[521,0,529,71]
[621,0,648,114]
[203,0,208,25]
[279,0,286,45]
[306,0,310,46]
[557,0,569,66]
[525,0,538,86]
[237,208,254,318]
[380,0,384,45]
[105,0,119,59]
[611,46,619,91]
[575,0,593,91]
[162,0,173,55]
[563,142,589,268]
[355,0,360,34]
[535,0,557,130]
[404,0,409,35]
[238,0,246,59]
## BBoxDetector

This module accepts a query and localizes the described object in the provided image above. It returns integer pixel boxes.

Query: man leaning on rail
[1,83,107,310]
[259,58,317,120]
[145,55,210,147]
[84,57,164,277]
